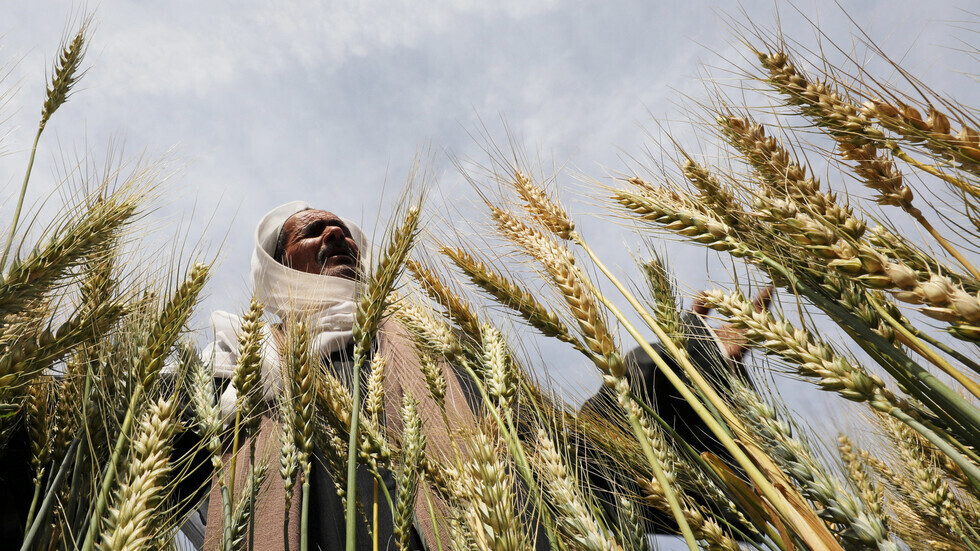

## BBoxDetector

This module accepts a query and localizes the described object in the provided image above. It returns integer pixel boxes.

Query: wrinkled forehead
[283,209,338,232]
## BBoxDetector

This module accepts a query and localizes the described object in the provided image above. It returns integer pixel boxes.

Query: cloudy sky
[2,2,976,416]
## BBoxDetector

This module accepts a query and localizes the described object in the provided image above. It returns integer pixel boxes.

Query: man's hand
[691,287,773,362]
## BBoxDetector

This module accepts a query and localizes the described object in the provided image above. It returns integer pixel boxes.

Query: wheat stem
[0,129,42,272]
[572,236,841,546]
[347,205,420,551]
[1,25,87,271]
[614,378,698,550]
[867,294,980,399]
[910,212,980,280]
[19,437,79,551]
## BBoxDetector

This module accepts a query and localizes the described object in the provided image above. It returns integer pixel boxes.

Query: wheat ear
[1,21,88,271]
[394,392,426,551]
[0,299,126,399]
[736,384,899,551]
[441,245,580,347]
[1,195,137,318]
[97,397,178,551]
[883,414,975,546]
[838,435,889,535]
[407,258,484,340]
[490,205,624,377]
[232,298,265,438]
[460,432,527,551]
[532,428,622,551]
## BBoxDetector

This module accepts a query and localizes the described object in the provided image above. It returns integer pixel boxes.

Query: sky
[3,0,977,459]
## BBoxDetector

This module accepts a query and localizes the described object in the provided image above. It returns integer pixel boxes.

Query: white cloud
[82,0,563,98]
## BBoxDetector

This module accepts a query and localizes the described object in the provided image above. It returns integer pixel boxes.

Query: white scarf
[204,201,370,422]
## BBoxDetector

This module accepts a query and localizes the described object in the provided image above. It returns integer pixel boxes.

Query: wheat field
[2,9,979,551]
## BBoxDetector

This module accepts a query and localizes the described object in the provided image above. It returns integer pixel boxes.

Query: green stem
[421,486,445,551]
[345,353,365,551]
[67,366,95,550]
[80,383,143,551]
[913,327,980,378]
[630,393,782,549]
[20,438,78,551]
[229,409,242,501]
[222,485,233,551]
[248,439,256,551]
[746,248,980,447]
[284,505,291,551]
[23,470,45,534]
[301,467,311,551]
[870,296,980,399]
[889,407,980,494]
[573,236,803,525]
[368,466,394,511]
[619,389,698,550]
[1,127,42,272]
[802,272,980,445]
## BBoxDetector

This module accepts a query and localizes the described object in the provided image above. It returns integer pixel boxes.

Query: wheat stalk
[97,396,178,551]
[639,252,684,341]
[533,427,623,551]
[394,392,425,551]
[232,298,265,438]
[0,22,89,271]
[736,384,898,551]
[225,463,269,551]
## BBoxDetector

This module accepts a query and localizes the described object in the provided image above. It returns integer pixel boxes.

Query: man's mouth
[318,244,355,266]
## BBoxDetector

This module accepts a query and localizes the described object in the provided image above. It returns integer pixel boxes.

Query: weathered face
[279,209,360,280]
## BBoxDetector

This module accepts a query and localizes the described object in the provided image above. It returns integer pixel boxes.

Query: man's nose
[321,225,346,243]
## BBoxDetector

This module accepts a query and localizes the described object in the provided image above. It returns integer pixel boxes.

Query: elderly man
[199,201,764,550]
[202,202,482,551]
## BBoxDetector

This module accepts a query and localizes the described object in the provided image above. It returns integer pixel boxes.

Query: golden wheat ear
[231,298,265,440]
[393,392,425,551]
[97,396,179,551]
[440,245,581,348]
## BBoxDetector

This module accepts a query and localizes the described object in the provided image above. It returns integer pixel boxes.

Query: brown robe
[203,319,479,551]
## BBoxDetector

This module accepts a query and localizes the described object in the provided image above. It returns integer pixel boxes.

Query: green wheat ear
[41,24,88,129]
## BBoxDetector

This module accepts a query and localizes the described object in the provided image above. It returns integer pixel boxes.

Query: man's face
[280,209,360,280]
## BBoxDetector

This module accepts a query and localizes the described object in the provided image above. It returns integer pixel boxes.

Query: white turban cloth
[203,201,371,422]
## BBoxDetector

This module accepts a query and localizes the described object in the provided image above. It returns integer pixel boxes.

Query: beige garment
[377,319,480,549]
[203,414,301,551]
[203,319,479,550]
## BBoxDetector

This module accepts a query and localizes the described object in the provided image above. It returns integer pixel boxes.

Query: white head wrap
[250,200,369,314]
[205,201,371,421]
